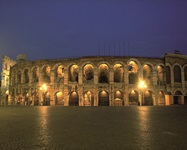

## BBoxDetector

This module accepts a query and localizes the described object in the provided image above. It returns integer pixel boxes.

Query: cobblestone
[0,106,187,150]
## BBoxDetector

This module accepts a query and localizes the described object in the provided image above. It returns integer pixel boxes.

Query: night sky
[0,0,187,64]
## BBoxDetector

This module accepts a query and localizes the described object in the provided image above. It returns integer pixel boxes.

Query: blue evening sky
[0,0,187,63]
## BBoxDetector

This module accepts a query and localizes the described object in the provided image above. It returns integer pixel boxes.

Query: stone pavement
[0,106,187,150]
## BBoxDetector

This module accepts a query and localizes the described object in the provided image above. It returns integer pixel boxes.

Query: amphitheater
[1,52,187,106]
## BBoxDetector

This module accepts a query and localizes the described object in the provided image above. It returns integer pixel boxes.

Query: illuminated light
[57,92,62,96]
[116,91,121,94]
[101,91,107,96]
[138,80,147,89]
[6,90,9,95]
[40,83,47,91]
[145,91,149,94]
[87,91,91,95]
[131,90,135,94]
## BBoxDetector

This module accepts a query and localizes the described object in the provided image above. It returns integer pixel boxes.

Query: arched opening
[69,91,79,106]
[143,90,153,106]
[32,92,39,106]
[98,90,109,106]
[129,90,138,105]
[24,69,29,83]
[173,90,182,105]
[166,66,171,84]
[23,92,29,105]
[158,91,165,105]
[69,65,79,82]
[113,64,124,82]
[43,92,50,106]
[128,61,139,84]
[98,64,109,83]
[11,69,16,85]
[83,91,94,106]
[56,65,64,83]
[32,67,39,82]
[157,65,164,85]
[174,65,181,82]
[83,64,94,83]
[55,92,64,105]
[143,64,152,85]
[43,66,51,83]
[17,70,21,84]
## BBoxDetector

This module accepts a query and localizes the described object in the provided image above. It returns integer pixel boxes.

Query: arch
[52,63,63,70]
[42,65,51,83]
[126,58,141,69]
[32,67,39,82]
[17,70,22,84]
[157,65,165,85]
[98,90,109,106]
[127,60,139,72]
[129,90,139,105]
[55,65,64,83]
[113,64,124,82]
[69,64,79,82]
[32,92,39,106]
[174,90,182,95]
[83,91,94,106]
[98,64,109,83]
[143,64,152,85]
[80,61,96,69]
[174,65,181,82]
[143,90,153,106]
[173,90,183,105]
[43,92,50,106]
[83,64,94,82]
[69,91,79,106]
[55,91,64,105]
[11,68,16,85]
[128,60,139,84]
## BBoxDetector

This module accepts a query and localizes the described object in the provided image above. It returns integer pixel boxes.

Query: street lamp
[138,80,147,106]
[40,84,47,106]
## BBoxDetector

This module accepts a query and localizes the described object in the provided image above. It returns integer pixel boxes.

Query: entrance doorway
[69,92,79,106]
[98,91,109,106]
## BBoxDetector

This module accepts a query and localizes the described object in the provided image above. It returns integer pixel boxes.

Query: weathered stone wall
[0,56,16,105]
[3,53,187,106]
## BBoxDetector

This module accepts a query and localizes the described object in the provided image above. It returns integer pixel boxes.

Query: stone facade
[1,53,187,106]
[0,55,16,105]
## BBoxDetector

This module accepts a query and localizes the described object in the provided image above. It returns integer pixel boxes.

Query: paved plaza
[0,106,187,150]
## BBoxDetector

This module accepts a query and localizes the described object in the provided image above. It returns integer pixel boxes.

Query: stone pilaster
[171,68,174,87]
[152,69,157,85]
[64,68,68,85]
[124,65,128,84]
[78,68,83,84]
[50,70,55,85]
[94,68,98,84]
[181,71,185,89]
[109,67,114,84]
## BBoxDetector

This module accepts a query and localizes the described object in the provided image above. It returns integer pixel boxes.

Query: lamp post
[40,84,47,106]
[138,80,147,106]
